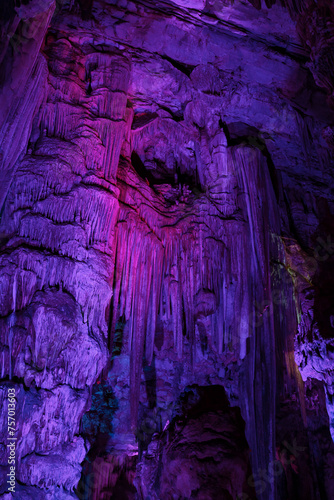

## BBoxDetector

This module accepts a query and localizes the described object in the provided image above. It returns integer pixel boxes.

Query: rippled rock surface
[0,1,334,499]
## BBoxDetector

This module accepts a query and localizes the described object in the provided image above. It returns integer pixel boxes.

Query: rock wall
[0,1,334,499]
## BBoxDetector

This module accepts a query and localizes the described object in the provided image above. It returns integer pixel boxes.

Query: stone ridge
[0,1,333,499]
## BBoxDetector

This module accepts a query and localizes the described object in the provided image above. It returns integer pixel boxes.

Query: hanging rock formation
[0,1,334,499]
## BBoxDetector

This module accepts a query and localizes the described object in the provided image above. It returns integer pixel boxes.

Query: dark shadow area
[135,385,257,500]
[276,378,334,500]
[225,121,281,201]
[160,54,195,77]
[143,356,157,410]
[312,197,334,342]
[110,470,137,500]
[131,150,204,196]
[76,381,119,498]
[78,0,94,20]
[131,151,156,187]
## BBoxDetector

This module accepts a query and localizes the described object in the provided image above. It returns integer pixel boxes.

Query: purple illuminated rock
[0,0,333,499]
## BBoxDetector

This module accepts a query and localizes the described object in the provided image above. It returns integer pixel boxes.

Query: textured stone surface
[0,0,334,498]
[135,385,257,500]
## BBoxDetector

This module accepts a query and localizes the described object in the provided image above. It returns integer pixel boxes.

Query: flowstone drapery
[0,1,334,498]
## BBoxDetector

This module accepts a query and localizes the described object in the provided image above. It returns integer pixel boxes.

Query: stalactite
[145,250,163,365]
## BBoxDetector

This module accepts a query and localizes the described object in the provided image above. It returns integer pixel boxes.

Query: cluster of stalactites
[111,143,284,425]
